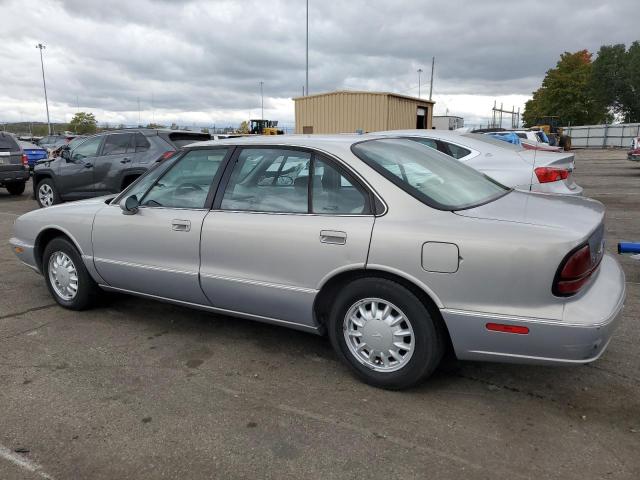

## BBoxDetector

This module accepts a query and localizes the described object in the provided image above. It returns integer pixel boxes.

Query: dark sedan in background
[0,132,29,195]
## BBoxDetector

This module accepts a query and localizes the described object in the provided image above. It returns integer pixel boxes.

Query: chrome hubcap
[48,252,78,300]
[343,298,415,372]
[39,184,54,207]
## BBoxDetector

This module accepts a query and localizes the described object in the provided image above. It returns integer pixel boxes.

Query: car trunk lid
[455,190,604,239]
[518,150,577,190]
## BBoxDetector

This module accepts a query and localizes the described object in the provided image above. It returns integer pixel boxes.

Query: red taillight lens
[534,167,569,183]
[553,244,602,296]
[21,154,29,166]
[160,150,176,160]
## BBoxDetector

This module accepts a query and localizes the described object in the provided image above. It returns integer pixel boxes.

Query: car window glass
[141,148,228,209]
[71,137,102,160]
[220,148,311,213]
[102,134,133,156]
[0,134,19,150]
[135,133,150,152]
[411,138,437,150]
[352,138,508,210]
[442,141,471,159]
[312,157,368,214]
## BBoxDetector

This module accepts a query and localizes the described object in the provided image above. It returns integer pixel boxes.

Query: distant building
[293,90,435,134]
[433,115,464,130]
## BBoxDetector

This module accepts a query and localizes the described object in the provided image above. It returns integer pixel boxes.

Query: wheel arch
[34,227,85,272]
[313,267,450,341]
[32,171,55,199]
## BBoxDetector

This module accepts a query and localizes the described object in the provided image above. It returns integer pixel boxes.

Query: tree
[238,120,249,134]
[69,112,97,134]
[523,50,609,127]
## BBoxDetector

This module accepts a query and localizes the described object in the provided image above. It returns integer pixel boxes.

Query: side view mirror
[61,149,72,162]
[120,195,139,215]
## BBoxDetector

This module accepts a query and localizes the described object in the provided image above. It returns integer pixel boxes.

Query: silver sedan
[10,135,625,389]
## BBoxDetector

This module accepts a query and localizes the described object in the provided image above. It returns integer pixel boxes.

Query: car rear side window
[352,138,508,211]
[220,148,311,213]
[134,133,150,152]
[441,141,471,159]
[102,134,133,155]
[0,133,19,151]
[311,157,368,214]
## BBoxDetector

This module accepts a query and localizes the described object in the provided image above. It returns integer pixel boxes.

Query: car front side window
[71,137,102,161]
[140,148,229,209]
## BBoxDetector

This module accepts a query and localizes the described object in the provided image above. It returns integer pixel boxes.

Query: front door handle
[172,219,191,232]
[84,163,93,169]
[320,230,347,245]
[120,157,131,164]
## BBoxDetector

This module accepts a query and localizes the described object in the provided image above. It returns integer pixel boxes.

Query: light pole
[305,0,309,96]
[429,56,435,101]
[36,43,51,135]
[417,68,423,98]
[259,81,264,120]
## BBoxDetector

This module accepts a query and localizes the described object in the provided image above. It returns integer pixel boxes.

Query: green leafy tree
[238,120,249,134]
[69,112,97,134]
[523,50,609,127]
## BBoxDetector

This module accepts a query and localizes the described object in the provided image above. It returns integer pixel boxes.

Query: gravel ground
[0,148,638,480]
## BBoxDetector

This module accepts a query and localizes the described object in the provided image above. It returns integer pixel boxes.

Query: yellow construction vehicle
[533,116,572,150]
[249,119,284,135]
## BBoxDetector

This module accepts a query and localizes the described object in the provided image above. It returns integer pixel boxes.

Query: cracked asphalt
[0,149,639,479]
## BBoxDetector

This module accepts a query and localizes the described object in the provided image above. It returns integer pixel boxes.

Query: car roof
[188,134,373,150]
[102,128,209,137]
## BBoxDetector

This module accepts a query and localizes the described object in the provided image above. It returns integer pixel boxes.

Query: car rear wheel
[328,278,445,390]
[36,178,60,208]
[43,237,98,310]
[6,182,25,195]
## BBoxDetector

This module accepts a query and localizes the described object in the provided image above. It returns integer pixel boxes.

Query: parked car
[10,135,625,389]
[49,135,86,159]
[0,132,29,195]
[371,130,582,196]
[18,140,48,171]
[629,136,640,161]
[512,130,563,152]
[32,128,210,207]
[486,131,522,145]
[36,134,65,149]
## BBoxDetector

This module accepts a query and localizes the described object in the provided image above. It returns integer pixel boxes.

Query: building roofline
[293,90,435,104]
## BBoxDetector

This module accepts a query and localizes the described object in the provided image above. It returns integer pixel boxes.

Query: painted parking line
[0,444,55,480]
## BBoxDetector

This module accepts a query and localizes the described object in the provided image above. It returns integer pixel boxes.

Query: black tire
[43,237,99,310]
[6,182,25,196]
[328,278,445,390]
[36,178,60,208]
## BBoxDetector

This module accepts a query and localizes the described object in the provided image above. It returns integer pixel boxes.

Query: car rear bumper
[628,152,640,161]
[0,168,29,185]
[441,254,625,365]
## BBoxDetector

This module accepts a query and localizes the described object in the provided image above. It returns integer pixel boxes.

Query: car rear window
[167,132,211,148]
[462,133,524,151]
[0,133,19,150]
[352,138,509,211]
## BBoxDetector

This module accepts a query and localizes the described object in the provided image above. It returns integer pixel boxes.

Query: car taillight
[534,167,569,183]
[21,154,28,166]
[159,150,176,161]
[553,244,602,296]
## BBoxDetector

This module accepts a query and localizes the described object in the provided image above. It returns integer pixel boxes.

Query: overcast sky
[0,0,638,130]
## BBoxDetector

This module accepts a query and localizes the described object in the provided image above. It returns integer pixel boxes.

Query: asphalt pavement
[0,149,638,480]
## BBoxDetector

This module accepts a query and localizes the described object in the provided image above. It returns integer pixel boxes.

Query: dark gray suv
[33,129,210,207]
[0,132,29,196]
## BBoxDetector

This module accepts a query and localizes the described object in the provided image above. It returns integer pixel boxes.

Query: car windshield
[352,138,509,210]
[462,133,524,151]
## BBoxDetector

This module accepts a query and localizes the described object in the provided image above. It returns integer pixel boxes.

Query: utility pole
[36,43,51,135]
[429,56,435,101]
[417,68,423,98]
[259,81,264,120]
[137,97,141,126]
[305,0,309,96]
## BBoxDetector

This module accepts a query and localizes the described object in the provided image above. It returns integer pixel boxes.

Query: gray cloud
[0,0,638,127]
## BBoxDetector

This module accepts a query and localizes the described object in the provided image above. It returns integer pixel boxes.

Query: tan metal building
[293,90,435,134]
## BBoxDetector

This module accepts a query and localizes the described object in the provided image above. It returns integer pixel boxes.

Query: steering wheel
[175,183,204,195]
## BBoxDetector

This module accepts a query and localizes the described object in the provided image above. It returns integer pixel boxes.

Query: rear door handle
[84,163,93,168]
[120,157,131,164]
[172,219,191,232]
[320,230,347,245]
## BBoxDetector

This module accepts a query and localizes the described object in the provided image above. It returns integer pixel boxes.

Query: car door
[93,133,134,194]
[57,135,104,199]
[91,147,232,304]
[199,147,376,329]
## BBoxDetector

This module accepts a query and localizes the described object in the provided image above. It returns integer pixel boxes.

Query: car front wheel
[328,278,445,390]
[36,178,60,207]
[43,237,98,310]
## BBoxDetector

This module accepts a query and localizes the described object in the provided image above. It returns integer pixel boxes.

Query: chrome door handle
[320,230,347,245]
[171,219,191,232]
